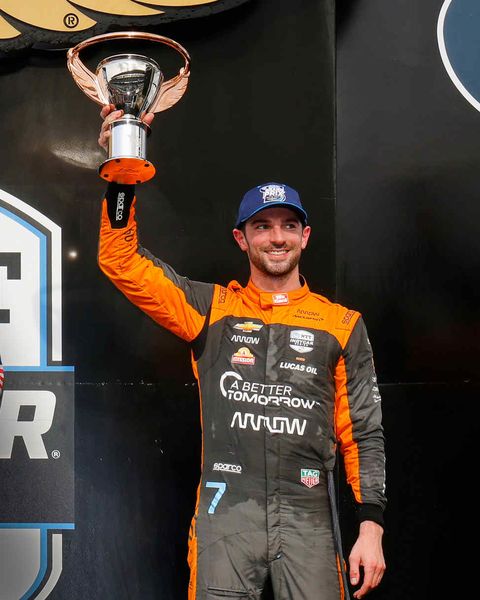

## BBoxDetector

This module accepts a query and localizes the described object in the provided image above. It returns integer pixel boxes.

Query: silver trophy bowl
[96,54,163,183]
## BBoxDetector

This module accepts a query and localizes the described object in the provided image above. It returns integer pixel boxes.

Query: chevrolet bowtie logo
[233,322,263,333]
[0,1,251,47]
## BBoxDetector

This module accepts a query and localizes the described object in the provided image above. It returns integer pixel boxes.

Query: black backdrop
[2,2,335,599]
[337,1,479,598]
[0,0,478,598]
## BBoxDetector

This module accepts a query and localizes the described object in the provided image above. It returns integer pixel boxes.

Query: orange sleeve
[98,194,214,342]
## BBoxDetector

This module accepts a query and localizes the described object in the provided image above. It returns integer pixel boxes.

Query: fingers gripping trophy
[67,31,191,184]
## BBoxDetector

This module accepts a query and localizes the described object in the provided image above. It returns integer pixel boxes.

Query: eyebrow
[250,216,300,225]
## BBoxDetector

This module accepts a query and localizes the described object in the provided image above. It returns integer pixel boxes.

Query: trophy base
[99,157,156,185]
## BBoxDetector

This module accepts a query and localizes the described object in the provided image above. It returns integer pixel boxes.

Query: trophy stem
[99,117,156,185]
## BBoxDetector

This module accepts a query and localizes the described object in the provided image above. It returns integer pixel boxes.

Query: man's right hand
[98,104,155,151]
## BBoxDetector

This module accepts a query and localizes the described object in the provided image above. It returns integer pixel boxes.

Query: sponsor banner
[0,371,74,522]
[0,187,74,598]
[0,0,253,52]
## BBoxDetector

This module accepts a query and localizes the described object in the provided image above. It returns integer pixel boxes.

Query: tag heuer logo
[301,468,320,488]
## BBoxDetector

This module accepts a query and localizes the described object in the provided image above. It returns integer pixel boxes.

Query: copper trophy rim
[66,31,191,113]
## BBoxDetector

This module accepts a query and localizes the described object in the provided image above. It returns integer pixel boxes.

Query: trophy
[67,32,191,184]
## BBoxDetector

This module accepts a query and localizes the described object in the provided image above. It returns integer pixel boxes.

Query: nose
[269,225,286,245]
[270,225,285,246]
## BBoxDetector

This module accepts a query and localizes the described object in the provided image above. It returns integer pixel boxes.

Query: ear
[232,228,248,252]
[301,225,311,250]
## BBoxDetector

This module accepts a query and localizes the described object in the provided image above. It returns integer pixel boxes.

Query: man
[97,107,386,600]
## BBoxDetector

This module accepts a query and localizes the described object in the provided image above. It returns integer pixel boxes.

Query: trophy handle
[66,31,191,110]
[67,45,105,106]
[149,67,190,113]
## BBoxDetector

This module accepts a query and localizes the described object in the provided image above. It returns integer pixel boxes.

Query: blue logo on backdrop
[0,189,74,599]
[438,0,480,112]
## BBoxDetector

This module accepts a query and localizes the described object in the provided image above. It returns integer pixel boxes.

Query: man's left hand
[348,520,386,598]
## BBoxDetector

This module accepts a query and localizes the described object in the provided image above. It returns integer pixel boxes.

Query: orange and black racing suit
[98,184,386,600]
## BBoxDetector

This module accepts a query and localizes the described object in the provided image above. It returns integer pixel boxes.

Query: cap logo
[260,184,286,204]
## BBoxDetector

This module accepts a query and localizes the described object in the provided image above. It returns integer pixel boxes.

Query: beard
[246,244,302,278]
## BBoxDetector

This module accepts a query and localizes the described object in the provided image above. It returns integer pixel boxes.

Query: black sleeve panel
[343,317,387,512]
[105,183,136,229]
[138,247,214,318]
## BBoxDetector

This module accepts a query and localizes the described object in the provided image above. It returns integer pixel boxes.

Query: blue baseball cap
[234,182,308,228]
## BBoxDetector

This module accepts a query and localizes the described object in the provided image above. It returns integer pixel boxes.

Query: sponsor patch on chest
[289,330,314,353]
[232,347,255,365]
[279,361,318,375]
[233,321,263,333]
[231,334,260,344]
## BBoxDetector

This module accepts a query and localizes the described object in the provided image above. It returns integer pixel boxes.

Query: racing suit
[98,184,386,600]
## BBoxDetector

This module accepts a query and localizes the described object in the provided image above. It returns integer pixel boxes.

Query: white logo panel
[0,211,41,365]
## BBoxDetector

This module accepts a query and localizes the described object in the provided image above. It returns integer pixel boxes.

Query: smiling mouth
[266,250,289,258]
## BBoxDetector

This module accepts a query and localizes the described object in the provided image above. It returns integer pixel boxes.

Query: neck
[250,267,302,292]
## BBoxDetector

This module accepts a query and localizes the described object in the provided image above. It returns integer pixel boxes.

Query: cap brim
[235,202,308,228]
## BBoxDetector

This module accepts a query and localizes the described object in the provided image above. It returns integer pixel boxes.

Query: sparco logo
[213,462,242,474]
[115,192,125,221]
[0,1,253,52]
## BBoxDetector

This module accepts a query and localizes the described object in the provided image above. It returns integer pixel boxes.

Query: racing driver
[97,106,386,600]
